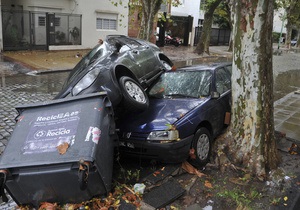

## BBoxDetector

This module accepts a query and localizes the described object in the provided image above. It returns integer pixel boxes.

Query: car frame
[55,35,173,112]
[117,62,232,167]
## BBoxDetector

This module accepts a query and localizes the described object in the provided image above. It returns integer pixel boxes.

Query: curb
[26,69,72,75]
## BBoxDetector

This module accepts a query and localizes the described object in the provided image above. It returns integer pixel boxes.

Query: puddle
[0,72,69,94]
[173,56,232,68]
[0,59,299,102]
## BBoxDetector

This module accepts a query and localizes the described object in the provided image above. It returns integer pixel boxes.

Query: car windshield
[63,42,110,87]
[148,70,212,99]
[74,42,110,72]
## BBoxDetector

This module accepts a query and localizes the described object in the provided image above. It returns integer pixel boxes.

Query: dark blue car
[116,62,232,167]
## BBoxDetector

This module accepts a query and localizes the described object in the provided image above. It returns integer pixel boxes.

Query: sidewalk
[274,91,300,142]
[2,45,232,73]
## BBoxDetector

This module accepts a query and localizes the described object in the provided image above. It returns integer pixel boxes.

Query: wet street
[0,50,300,209]
[1,54,299,100]
[0,55,299,148]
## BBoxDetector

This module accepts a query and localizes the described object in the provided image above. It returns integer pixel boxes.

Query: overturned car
[55,35,173,112]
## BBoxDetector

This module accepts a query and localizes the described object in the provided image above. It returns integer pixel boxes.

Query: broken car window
[148,70,212,98]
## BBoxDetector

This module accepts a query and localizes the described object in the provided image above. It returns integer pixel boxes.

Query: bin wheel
[79,170,88,190]
[78,161,89,191]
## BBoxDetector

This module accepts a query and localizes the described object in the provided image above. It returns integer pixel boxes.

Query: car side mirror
[211,91,220,99]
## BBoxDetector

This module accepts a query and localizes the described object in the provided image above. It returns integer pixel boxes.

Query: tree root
[211,134,248,174]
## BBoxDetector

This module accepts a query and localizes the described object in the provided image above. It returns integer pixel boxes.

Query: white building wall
[273,8,286,34]
[2,0,72,12]
[72,0,128,48]
[171,0,200,28]
[171,0,201,45]
[1,0,128,50]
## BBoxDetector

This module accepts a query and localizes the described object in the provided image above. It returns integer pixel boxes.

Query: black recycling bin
[0,92,116,207]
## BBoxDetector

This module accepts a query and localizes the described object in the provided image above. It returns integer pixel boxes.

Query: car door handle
[132,50,138,54]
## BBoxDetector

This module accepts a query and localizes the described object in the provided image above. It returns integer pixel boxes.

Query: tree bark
[226,0,233,52]
[194,0,223,55]
[285,21,292,48]
[139,0,163,41]
[284,0,300,48]
[226,0,279,179]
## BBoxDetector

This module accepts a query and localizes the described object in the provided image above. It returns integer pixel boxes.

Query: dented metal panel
[0,92,116,207]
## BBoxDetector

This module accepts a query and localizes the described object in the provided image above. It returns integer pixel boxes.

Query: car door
[214,67,231,132]
[125,40,159,80]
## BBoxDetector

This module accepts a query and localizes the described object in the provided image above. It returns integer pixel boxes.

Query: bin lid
[0,92,114,169]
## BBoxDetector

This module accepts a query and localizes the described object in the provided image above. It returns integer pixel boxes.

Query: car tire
[189,127,211,168]
[160,60,172,71]
[119,76,149,112]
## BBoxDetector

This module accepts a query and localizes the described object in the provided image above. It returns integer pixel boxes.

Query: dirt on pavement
[2,45,231,72]
[3,49,90,71]
[128,133,300,210]
[167,135,300,210]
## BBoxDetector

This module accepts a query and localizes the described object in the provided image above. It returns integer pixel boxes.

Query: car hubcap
[196,134,210,161]
[124,81,146,103]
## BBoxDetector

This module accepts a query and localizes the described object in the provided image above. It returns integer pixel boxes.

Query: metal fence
[2,10,82,51]
[194,27,231,46]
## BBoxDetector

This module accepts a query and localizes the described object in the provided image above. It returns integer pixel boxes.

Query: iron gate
[194,27,231,46]
[2,10,82,51]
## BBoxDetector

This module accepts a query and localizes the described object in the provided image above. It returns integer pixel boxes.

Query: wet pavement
[274,91,300,141]
[0,45,299,208]
[1,45,299,143]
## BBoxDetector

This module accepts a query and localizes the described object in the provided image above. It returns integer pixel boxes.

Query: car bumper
[118,135,194,163]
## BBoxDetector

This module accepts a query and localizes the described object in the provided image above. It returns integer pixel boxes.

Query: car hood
[117,98,207,133]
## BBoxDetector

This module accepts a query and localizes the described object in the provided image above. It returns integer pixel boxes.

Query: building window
[96,18,117,30]
[38,16,60,26]
[38,16,46,26]
[96,13,118,30]
[55,17,61,26]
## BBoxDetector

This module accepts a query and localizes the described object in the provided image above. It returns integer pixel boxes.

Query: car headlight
[72,68,101,96]
[147,130,180,143]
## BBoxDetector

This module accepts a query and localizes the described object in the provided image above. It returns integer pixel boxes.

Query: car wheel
[161,60,172,71]
[119,76,149,112]
[189,127,211,168]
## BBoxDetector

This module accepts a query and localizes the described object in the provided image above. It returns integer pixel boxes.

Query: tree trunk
[227,1,233,52]
[139,0,163,41]
[285,22,292,48]
[284,0,300,48]
[194,0,222,55]
[227,35,233,51]
[226,0,279,179]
